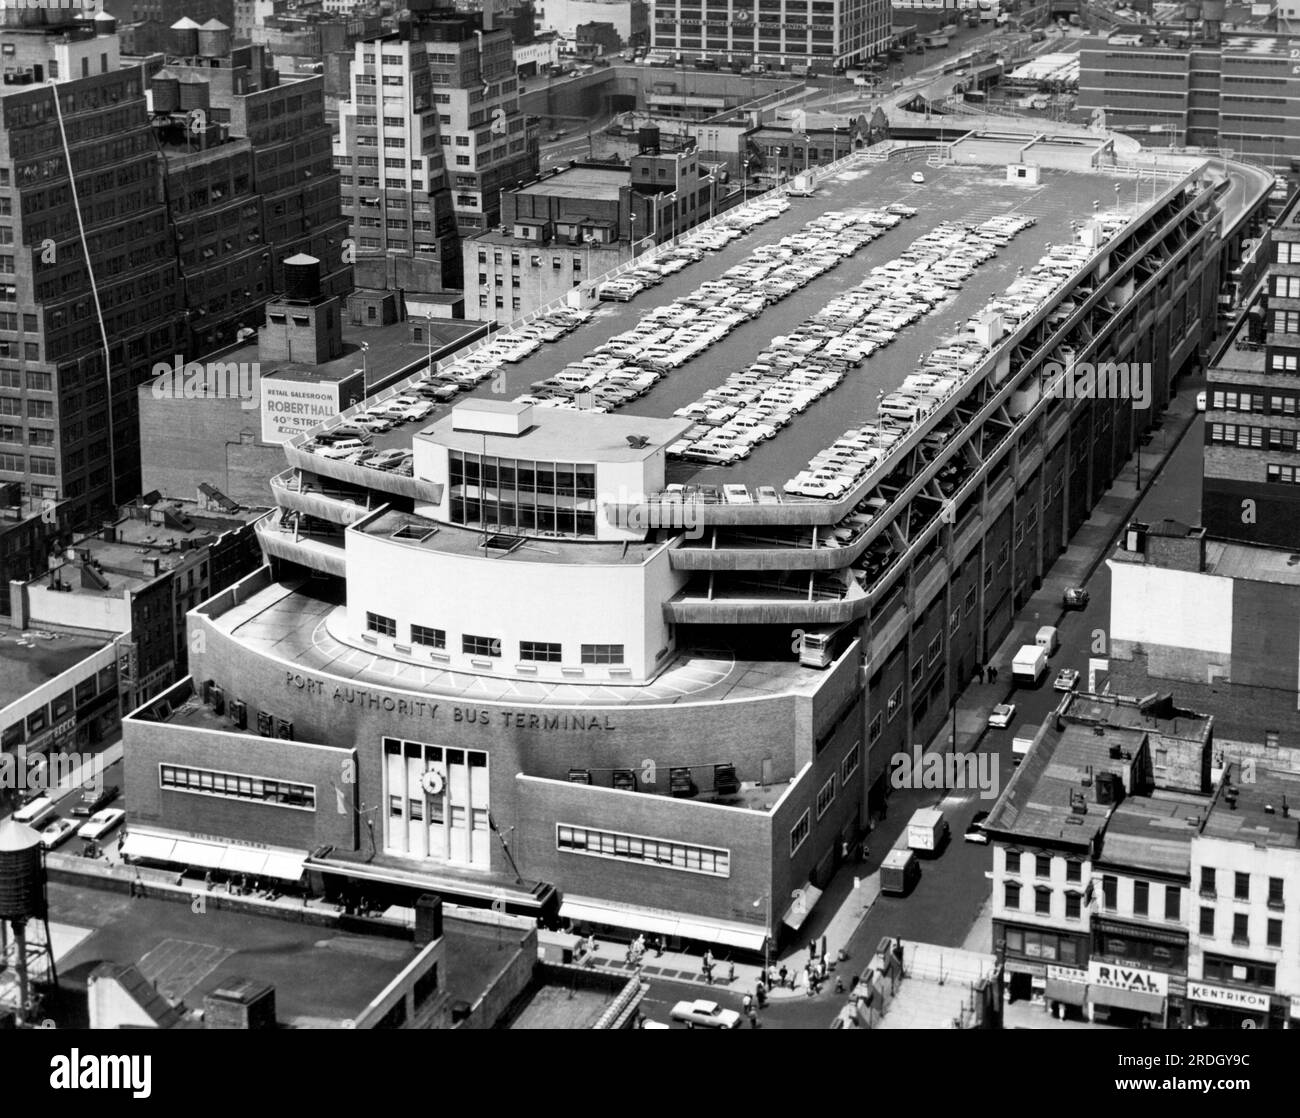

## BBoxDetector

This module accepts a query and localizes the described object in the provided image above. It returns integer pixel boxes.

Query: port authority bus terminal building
[120,135,1272,953]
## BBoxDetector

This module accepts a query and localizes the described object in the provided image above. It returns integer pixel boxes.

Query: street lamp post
[361,341,371,397]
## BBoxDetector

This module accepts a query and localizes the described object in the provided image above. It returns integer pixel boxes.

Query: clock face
[420,768,445,796]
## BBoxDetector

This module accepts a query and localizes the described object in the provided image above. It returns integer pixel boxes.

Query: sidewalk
[587,385,1202,1004]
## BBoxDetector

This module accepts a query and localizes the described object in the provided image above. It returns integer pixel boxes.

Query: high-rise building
[334,36,462,293]
[0,11,186,525]
[649,0,890,70]
[399,1,539,235]
[1202,191,1300,547]
[1078,28,1300,172]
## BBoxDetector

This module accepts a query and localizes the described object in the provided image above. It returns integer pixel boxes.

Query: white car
[1054,668,1081,692]
[670,999,742,1029]
[1195,390,1206,411]
[988,703,1016,730]
[39,817,77,849]
[911,172,926,184]
[77,808,126,842]
[316,438,370,460]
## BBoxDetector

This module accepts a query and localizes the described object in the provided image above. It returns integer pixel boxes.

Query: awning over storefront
[559,897,768,953]
[1090,986,1166,1015]
[1045,979,1089,1007]
[782,883,824,932]
[121,829,306,882]
[119,832,177,863]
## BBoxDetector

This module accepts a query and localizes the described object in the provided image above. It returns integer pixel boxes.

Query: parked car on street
[670,999,742,1028]
[987,703,1016,729]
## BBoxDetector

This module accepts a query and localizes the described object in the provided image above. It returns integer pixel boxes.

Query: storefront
[1187,981,1270,1030]
[1086,961,1168,1027]
[1044,964,1090,1020]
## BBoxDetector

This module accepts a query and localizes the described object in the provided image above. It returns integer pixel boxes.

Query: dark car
[1063,587,1089,609]
[70,784,119,818]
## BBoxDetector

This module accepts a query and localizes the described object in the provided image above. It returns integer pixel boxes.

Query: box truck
[1012,724,1038,765]
[1012,643,1048,685]
[906,807,950,855]
[880,848,921,895]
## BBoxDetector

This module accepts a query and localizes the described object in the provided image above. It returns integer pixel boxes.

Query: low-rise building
[463,141,719,321]
[10,495,264,713]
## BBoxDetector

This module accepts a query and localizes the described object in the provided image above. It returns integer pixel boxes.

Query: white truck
[906,807,950,855]
[1012,643,1048,685]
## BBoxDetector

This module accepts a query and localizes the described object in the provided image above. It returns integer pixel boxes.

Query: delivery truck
[880,848,921,896]
[1012,643,1048,685]
[1012,723,1038,765]
[906,807,949,855]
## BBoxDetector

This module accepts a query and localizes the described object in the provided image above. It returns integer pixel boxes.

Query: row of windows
[1005,851,1085,881]
[1209,424,1298,452]
[1198,907,1285,949]
[1266,464,1300,484]
[1004,881,1085,919]
[1101,875,1183,920]
[1208,390,1296,414]
[159,764,315,810]
[557,824,730,876]
[1199,868,1285,906]
[364,613,625,664]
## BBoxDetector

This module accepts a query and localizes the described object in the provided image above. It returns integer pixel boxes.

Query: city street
[631,399,1209,1031]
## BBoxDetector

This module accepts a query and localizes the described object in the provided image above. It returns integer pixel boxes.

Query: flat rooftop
[984,720,1142,846]
[1096,789,1205,875]
[50,881,418,1027]
[516,165,628,201]
[422,405,690,462]
[1065,691,1211,739]
[0,630,112,712]
[358,508,667,565]
[1110,531,1300,586]
[1204,763,1300,851]
[463,158,1177,491]
[200,577,840,708]
[332,150,1266,485]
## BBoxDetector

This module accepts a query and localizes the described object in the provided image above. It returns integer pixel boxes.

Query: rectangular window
[580,644,624,664]
[556,823,730,877]
[1065,892,1082,920]
[869,712,882,742]
[365,612,396,638]
[790,810,810,855]
[842,740,861,784]
[1165,885,1180,921]
[1065,860,1082,883]
[1134,880,1149,917]
[410,624,446,649]
[1103,874,1118,911]
[1268,877,1284,909]
[520,640,562,663]
[1004,881,1020,909]
[1200,866,1216,896]
[160,764,315,810]
[1035,887,1051,915]
[1267,918,1282,947]
[1199,906,1215,936]
[1234,872,1250,901]
[1005,850,1021,875]
[887,685,902,720]
[1035,854,1051,878]
[463,634,501,657]
[1232,912,1249,945]
[816,773,836,819]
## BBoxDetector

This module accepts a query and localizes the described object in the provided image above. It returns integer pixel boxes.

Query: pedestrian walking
[975,664,985,684]
[989,665,998,683]
[728,960,736,983]
[835,976,846,994]
[748,1010,759,1028]
[779,964,789,989]
[742,993,753,1014]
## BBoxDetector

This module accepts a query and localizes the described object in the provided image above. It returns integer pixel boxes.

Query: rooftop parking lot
[308,157,1154,491]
